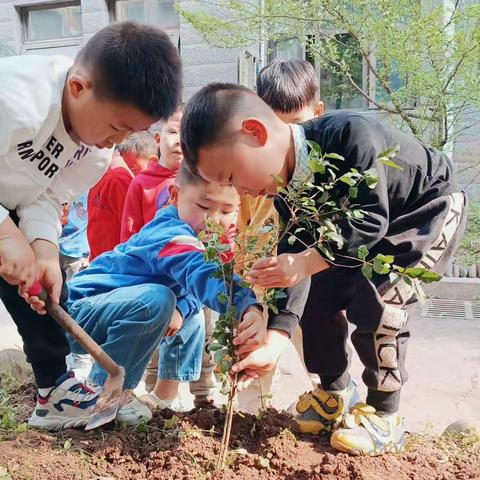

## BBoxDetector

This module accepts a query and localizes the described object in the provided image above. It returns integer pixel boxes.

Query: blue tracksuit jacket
[67,205,257,319]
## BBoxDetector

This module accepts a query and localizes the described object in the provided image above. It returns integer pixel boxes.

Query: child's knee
[141,284,176,322]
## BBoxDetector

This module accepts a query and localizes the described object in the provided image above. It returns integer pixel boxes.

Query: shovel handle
[29,282,122,378]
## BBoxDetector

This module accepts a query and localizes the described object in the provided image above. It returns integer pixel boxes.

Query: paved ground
[1,300,479,434]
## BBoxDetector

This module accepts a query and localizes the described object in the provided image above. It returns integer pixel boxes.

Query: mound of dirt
[0,383,479,479]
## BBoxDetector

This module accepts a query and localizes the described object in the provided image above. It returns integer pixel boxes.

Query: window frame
[19,0,83,47]
[108,0,179,33]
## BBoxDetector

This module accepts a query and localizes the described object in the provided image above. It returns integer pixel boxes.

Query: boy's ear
[314,101,324,118]
[154,133,161,144]
[241,119,268,146]
[67,74,92,100]
[169,184,179,205]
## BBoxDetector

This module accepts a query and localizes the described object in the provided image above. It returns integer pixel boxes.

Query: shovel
[28,282,125,430]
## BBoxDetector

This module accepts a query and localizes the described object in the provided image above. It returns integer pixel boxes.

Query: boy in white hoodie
[0,21,182,430]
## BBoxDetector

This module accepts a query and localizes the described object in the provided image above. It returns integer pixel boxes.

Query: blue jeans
[158,310,204,381]
[67,284,176,389]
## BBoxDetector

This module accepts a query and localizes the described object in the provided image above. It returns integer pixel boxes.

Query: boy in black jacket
[180,83,467,456]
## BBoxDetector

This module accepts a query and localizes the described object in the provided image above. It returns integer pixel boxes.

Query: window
[22,2,82,42]
[268,38,305,62]
[239,51,261,90]
[268,34,366,111]
[112,0,179,33]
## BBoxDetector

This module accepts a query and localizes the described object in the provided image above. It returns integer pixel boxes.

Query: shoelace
[69,382,96,406]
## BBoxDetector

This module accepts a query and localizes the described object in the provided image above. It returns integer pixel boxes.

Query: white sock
[38,386,54,397]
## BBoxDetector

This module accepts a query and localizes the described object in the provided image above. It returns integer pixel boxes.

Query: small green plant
[0,374,28,433]
[201,141,440,470]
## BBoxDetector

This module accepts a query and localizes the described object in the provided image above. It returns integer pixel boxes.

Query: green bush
[456,200,480,267]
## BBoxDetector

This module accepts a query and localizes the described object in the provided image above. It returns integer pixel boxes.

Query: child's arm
[0,216,37,289]
[120,181,144,242]
[19,149,111,309]
[155,236,266,349]
[251,116,391,288]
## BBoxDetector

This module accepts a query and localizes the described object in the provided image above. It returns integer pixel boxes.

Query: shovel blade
[85,403,119,430]
[85,367,125,431]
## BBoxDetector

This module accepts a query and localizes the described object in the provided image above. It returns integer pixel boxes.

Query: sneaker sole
[28,414,90,431]
[330,435,405,456]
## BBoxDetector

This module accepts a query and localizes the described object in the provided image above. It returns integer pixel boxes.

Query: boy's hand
[20,239,61,315]
[165,309,184,337]
[232,329,289,391]
[0,217,37,289]
[233,305,267,356]
[248,249,329,288]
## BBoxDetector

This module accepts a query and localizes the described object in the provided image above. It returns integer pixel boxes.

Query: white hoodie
[0,54,111,246]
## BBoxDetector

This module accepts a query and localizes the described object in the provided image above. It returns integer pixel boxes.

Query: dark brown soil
[1,382,479,480]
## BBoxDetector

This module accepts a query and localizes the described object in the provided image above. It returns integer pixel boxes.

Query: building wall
[0,0,478,198]
[0,0,260,100]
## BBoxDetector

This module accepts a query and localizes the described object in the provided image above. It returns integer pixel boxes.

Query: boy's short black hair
[176,162,206,187]
[256,59,319,113]
[76,22,182,120]
[181,82,271,173]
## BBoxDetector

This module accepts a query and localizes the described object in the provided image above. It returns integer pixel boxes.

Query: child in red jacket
[87,133,153,260]
[120,109,182,242]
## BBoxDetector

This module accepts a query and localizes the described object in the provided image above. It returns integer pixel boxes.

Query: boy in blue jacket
[66,164,265,426]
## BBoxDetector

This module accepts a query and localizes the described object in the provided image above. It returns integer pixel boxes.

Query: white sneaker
[28,372,99,430]
[138,392,188,412]
[116,394,152,426]
[66,353,93,382]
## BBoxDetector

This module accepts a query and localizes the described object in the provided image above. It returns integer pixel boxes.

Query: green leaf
[217,292,227,304]
[358,245,369,260]
[404,267,427,278]
[361,264,373,280]
[214,348,227,364]
[418,270,442,283]
[220,358,232,373]
[268,303,279,314]
[326,231,344,249]
[373,257,390,275]
[378,145,400,159]
[339,174,356,186]
[208,342,223,352]
[349,187,358,198]
[364,168,379,189]
[272,175,284,186]
[308,159,325,174]
[318,244,335,261]
[376,254,395,264]
[324,152,344,161]
[287,235,297,246]
[307,140,322,155]
[164,415,179,430]
[351,209,365,219]
[380,158,404,170]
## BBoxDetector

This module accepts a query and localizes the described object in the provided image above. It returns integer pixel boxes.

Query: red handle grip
[28,281,43,297]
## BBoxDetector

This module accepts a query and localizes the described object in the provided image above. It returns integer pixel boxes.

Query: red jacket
[87,164,133,260]
[120,160,177,242]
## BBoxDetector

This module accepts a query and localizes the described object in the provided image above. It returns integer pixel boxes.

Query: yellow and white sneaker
[294,381,360,435]
[330,403,405,456]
